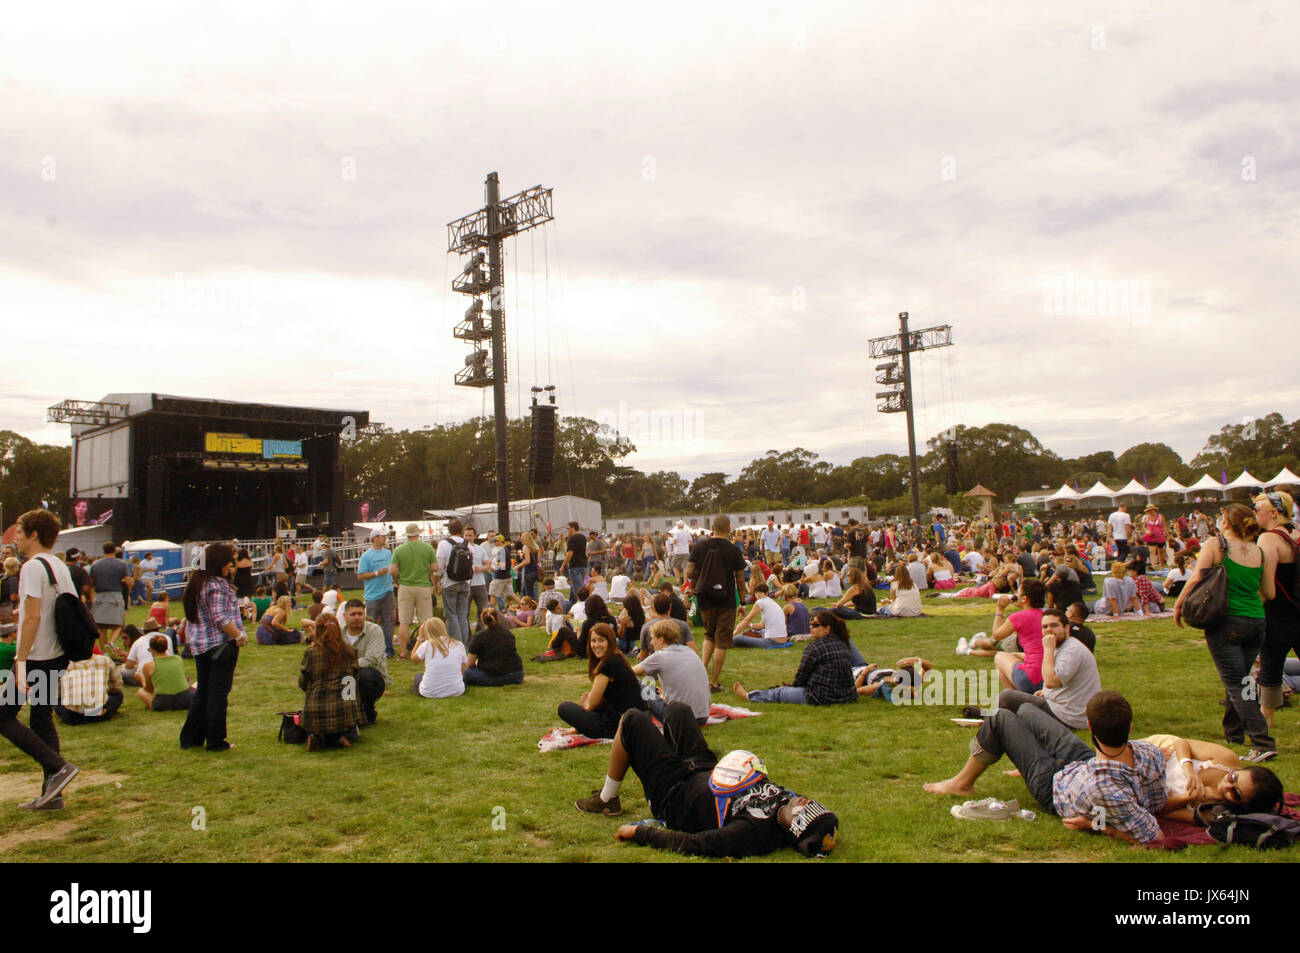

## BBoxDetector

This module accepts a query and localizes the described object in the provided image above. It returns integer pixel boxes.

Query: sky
[3,0,1297,482]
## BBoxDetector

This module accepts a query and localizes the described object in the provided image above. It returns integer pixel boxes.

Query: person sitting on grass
[1137,734,1284,822]
[989,608,1101,729]
[876,562,923,618]
[636,592,696,661]
[577,593,618,658]
[464,607,524,687]
[924,690,1167,844]
[1092,561,1138,617]
[535,601,580,660]
[1127,561,1165,614]
[409,618,466,699]
[959,580,1047,697]
[557,622,647,739]
[256,596,301,645]
[731,583,790,648]
[1065,601,1097,653]
[136,634,195,711]
[614,589,646,654]
[298,618,361,751]
[828,568,876,619]
[732,610,859,705]
[574,703,839,859]
[632,619,711,723]
[55,653,125,725]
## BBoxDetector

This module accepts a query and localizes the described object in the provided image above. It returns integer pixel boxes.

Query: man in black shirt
[1045,565,1082,611]
[576,703,839,858]
[685,516,747,693]
[1066,601,1097,653]
[846,521,867,572]
[559,521,588,597]
[657,581,689,624]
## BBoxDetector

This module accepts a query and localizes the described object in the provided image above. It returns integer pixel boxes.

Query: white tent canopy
[1224,469,1264,490]
[1113,478,1150,497]
[1045,484,1081,505]
[1077,481,1116,501]
[1185,473,1225,495]
[1265,467,1300,487]
[1147,475,1187,496]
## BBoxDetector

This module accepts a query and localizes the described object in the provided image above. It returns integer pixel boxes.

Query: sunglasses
[1225,770,1243,802]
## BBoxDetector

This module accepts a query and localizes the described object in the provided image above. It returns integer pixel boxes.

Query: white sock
[601,776,623,802]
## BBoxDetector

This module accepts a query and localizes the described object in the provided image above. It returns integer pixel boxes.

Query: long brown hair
[1220,502,1260,542]
[586,622,623,680]
[184,543,234,623]
[312,619,357,669]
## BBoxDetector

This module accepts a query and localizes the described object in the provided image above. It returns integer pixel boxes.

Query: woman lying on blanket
[953,571,1014,599]
[556,622,647,739]
[1139,735,1282,821]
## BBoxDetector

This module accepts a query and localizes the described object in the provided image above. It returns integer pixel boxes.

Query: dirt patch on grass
[523,831,552,847]
[0,769,128,805]
[0,819,81,849]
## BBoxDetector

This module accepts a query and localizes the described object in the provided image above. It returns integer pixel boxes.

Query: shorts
[1012,664,1043,693]
[92,591,126,626]
[489,578,513,603]
[398,585,434,626]
[699,604,737,649]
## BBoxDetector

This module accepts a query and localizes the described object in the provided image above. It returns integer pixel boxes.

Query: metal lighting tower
[447,173,554,534]
[869,313,953,525]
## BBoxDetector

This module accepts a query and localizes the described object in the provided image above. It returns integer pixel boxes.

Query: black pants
[1259,608,1300,708]
[620,704,718,830]
[557,701,620,739]
[548,625,581,657]
[996,689,1065,725]
[357,667,385,721]
[0,655,68,779]
[56,691,125,725]
[180,641,239,751]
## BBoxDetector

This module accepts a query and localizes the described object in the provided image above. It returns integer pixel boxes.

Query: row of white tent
[1040,466,1300,508]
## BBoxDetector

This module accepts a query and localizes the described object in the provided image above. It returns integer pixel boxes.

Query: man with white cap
[356,530,396,658]
[392,523,437,660]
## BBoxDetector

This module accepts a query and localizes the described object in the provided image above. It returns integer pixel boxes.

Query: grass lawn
[3,589,1296,862]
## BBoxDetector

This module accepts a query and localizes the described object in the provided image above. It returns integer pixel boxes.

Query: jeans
[745,685,809,704]
[0,656,69,779]
[641,556,655,577]
[470,585,489,625]
[521,566,538,601]
[567,567,586,595]
[733,634,789,649]
[973,706,1093,814]
[441,583,471,645]
[357,667,386,722]
[1205,615,1274,751]
[56,691,124,724]
[180,641,240,751]
[996,689,1063,724]
[366,590,396,656]
[463,667,524,687]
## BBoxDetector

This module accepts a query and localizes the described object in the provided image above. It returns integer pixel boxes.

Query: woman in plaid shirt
[179,543,247,752]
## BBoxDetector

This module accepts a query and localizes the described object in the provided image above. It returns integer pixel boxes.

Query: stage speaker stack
[945,443,961,495]
[529,404,557,487]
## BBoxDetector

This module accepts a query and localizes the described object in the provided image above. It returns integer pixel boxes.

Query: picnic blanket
[1090,610,1174,624]
[1148,793,1300,850]
[538,704,760,751]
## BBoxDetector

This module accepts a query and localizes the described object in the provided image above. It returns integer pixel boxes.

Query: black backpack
[1196,802,1300,849]
[36,556,97,662]
[445,538,474,583]
[694,542,731,601]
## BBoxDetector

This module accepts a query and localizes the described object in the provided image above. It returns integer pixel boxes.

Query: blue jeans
[366,590,396,656]
[745,685,809,704]
[463,667,523,687]
[846,639,866,667]
[1205,615,1273,751]
[521,567,538,601]
[441,583,471,646]
[733,634,788,649]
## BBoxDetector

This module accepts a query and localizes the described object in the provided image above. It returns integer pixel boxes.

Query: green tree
[922,424,1066,504]
[0,431,70,527]
[1115,442,1184,486]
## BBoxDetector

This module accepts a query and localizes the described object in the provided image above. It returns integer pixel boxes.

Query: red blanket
[1149,792,1300,849]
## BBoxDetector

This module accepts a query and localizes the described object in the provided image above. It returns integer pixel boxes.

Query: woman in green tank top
[1174,502,1277,762]
[136,635,196,711]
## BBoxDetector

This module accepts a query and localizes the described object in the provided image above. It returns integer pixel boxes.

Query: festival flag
[1220,468,1228,485]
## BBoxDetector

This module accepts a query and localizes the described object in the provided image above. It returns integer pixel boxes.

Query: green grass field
[3,589,1295,862]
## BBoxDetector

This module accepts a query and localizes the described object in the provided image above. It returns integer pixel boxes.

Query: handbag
[278,710,307,744]
[1180,534,1229,630]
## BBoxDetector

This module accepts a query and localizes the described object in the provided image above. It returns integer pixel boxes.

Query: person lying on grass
[575,702,839,858]
[1137,735,1283,821]
[732,610,860,705]
[924,690,1167,845]
[854,657,936,701]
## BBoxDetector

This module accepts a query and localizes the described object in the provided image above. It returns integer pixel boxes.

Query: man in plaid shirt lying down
[924,690,1167,844]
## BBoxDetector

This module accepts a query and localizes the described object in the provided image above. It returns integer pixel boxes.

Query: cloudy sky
[3,0,1297,480]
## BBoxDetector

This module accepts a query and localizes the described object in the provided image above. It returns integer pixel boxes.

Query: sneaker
[950,797,1020,821]
[955,637,969,656]
[575,791,623,816]
[1243,748,1277,764]
[20,796,65,811]
[32,763,79,809]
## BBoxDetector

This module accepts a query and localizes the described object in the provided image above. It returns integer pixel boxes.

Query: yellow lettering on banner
[204,432,263,455]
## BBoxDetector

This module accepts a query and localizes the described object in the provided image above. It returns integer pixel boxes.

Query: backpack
[1196,803,1300,850]
[36,556,97,662]
[1266,528,1300,611]
[445,538,474,583]
[694,543,731,602]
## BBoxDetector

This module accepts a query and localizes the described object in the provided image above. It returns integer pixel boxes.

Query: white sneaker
[955,637,969,656]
